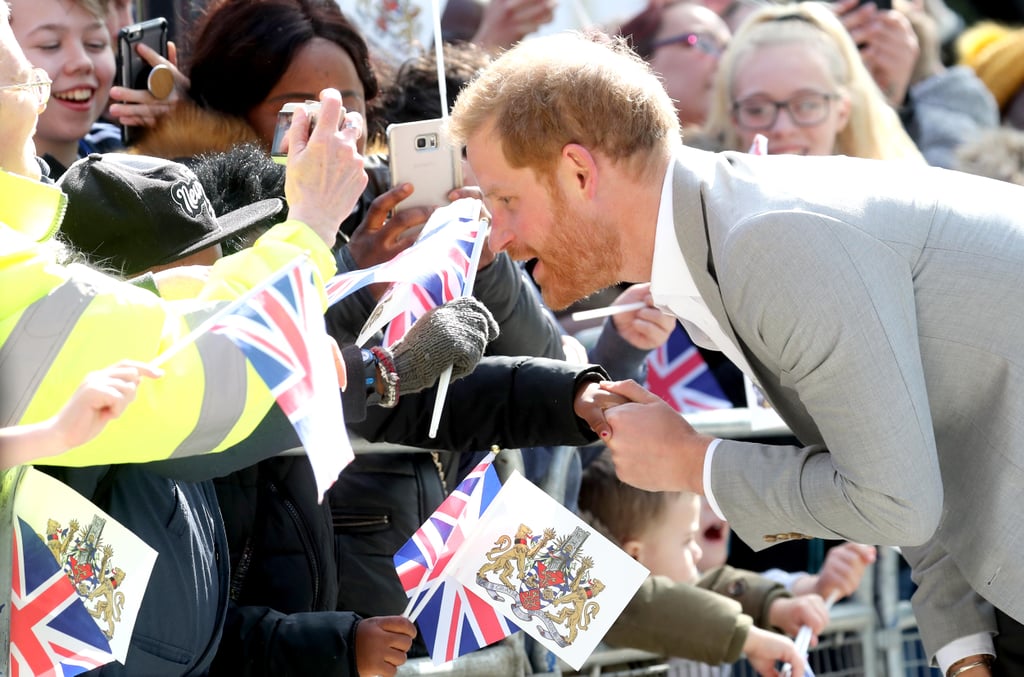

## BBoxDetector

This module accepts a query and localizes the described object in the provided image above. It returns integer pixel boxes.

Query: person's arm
[210,603,362,677]
[600,210,943,547]
[0,361,161,469]
[16,89,366,468]
[589,282,675,381]
[903,540,997,675]
[351,356,608,450]
[699,564,792,629]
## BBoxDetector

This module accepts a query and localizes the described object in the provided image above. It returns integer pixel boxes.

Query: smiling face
[246,37,367,153]
[648,3,730,127]
[465,123,623,310]
[730,42,850,157]
[10,0,114,165]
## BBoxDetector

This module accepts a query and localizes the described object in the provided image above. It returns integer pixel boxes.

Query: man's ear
[561,143,598,199]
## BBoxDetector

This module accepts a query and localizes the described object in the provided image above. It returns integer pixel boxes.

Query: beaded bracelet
[369,345,400,408]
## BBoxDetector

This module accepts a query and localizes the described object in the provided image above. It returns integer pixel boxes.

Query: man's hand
[598,379,715,493]
[285,88,368,247]
[354,615,417,677]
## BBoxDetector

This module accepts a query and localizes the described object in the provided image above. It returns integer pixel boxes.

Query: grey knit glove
[386,297,499,395]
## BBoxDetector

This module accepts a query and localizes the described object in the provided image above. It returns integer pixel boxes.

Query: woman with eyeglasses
[703,1,923,161]
[617,2,732,129]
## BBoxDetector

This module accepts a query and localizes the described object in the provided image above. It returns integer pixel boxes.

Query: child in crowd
[579,452,829,676]
[0,361,161,469]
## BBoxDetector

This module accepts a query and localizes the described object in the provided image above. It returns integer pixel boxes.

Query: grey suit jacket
[667,145,1024,656]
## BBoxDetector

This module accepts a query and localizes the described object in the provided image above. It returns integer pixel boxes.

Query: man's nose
[488,218,514,253]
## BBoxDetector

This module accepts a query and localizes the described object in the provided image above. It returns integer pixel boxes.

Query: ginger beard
[515,181,624,311]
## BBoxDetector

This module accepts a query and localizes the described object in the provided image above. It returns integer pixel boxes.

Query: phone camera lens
[416,137,427,149]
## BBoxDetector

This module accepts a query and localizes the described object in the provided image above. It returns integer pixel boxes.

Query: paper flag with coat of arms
[11,467,157,673]
[394,453,518,664]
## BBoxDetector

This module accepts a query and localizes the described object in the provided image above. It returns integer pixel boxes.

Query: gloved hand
[386,296,499,395]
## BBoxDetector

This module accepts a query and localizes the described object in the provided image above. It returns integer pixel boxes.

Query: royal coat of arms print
[454,472,647,670]
[14,468,157,665]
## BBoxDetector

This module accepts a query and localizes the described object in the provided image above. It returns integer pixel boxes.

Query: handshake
[372,297,500,404]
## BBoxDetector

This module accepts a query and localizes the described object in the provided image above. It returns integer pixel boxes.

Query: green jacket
[603,565,790,665]
[0,168,336,466]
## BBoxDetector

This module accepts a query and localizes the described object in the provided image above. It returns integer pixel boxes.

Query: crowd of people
[4,0,1024,676]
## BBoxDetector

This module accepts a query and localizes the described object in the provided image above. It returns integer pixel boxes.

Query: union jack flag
[210,257,352,499]
[10,517,115,677]
[394,453,518,664]
[644,322,731,413]
[324,198,485,313]
[355,199,486,346]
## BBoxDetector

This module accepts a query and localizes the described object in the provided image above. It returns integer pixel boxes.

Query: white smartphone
[387,118,463,214]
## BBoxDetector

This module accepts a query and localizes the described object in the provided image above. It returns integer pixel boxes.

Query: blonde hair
[704,2,923,162]
[448,31,680,182]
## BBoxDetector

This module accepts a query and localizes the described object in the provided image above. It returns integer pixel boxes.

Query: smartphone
[116,17,169,145]
[387,118,463,214]
[270,101,321,164]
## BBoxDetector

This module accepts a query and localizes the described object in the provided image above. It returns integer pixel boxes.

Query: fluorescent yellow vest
[0,169,336,466]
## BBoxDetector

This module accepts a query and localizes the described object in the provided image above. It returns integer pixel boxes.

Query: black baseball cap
[57,153,285,275]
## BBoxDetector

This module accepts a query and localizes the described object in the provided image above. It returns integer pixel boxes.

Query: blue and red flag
[210,257,352,499]
[644,322,732,413]
[394,453,518,664]
[324,198,485,315]
[10,517,115,677]
[354,199,486,346]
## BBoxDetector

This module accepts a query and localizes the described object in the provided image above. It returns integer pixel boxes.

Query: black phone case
[116,17,168,145]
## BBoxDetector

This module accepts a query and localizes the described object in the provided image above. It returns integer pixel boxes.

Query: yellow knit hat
[958,21,1024,110]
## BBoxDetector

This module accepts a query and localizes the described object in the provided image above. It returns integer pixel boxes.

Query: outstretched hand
[347,183,430,268]
[389,296,499,393]
[0,361,163,469]
[609,283,675,350]
[598,380,715,493]
[743,626,807,677]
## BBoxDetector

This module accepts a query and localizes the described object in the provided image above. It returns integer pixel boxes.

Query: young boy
[579,452,829,676]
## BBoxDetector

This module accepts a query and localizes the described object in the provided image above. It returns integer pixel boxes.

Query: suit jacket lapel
[668,153,745,363]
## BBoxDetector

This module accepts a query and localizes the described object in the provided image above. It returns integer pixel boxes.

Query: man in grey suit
[449,31,1022,677]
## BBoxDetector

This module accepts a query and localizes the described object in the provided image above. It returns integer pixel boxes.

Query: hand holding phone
[116,18,169,144]
[387,118,463,214]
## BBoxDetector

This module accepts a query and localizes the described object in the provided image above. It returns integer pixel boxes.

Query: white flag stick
[570,301,648,323]
[150,254,308,369]
[781,590,840,677]
[432,0,448,123]
[428,219,491,438]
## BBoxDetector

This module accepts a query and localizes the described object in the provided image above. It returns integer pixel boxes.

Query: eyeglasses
[731,90,838,131]
[650,32,724,58]
[0,67,52,112]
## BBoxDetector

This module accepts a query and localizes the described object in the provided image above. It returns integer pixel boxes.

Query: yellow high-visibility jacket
[0,168,336,466]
